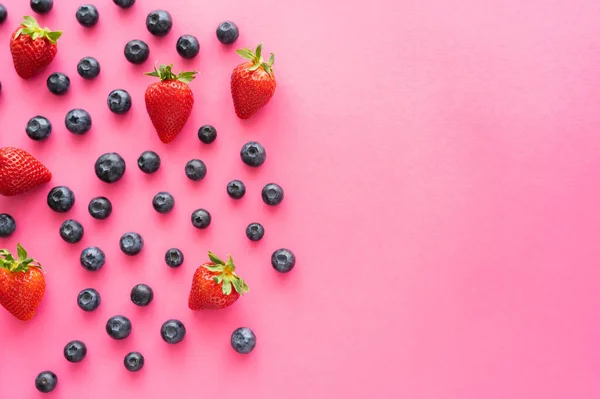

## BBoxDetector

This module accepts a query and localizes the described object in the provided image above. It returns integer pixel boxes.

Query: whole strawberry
[231,43,276,119]
[145,64,197,144]
[188,251,249,310]
[0,147,51,196]
[0,244,45,321]
[10,16,62,79]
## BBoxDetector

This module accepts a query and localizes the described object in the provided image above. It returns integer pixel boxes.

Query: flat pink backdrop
[1,0,600,398]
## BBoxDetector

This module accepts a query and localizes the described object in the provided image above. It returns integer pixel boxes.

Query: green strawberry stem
[145,64,197,83]
[0,243,42,273]
[15,16,62,45]
[205,251,249,296]
[236,43,275,78]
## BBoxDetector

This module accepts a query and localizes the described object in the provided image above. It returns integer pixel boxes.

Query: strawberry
[0,244,45,321]
[188,251,249,310]
[0,147,51,196]
[231,43,276,119]
[144,64,197,144]
[10,16,62,79]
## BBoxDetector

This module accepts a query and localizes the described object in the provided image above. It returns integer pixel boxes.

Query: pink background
[1,0,600,397]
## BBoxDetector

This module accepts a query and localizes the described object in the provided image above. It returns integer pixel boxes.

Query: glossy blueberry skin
[65,109,92,135]
[176,35,199,59]
[197,125,217,144]
[271,248,296,273]
[35,371,57,393]
[77,57,100,79]
[124,39,149,64]
[59,219,84,244]
[76,4,98,27]
[30,0,53,14]
[246,223,264,241]
[88,196,112,219]
[241,142,266,167]
[262,183,284,206]
[152,192,174,214]
[47,72,70,95]
[47,186,75,213]
[113,0,135,8]
[77,288,101,311]
[227,180,246,199]
[80,247,105,271]
[0,4,7,24]
[165,248,183,268]
[137,151,161,174]
[185,159,207,181]
[231,327,256,354]
[146,10,172,37]
[0,214,16,237]
[120,232,143,255]
[26,116,52,141]
[216,21,239,45]
[95,152,126,183]
[191,209,211,229]
[160,319,186,344]
[107,89,132,114]
[124,352,144,372]
[130,284,153,306]
[63,340,87,363]
[106,315,132,340]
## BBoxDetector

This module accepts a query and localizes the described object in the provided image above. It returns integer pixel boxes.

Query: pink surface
[1,0,600,397]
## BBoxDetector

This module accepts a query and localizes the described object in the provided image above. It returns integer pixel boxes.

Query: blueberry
[0,4,7,24]
[35,371,57,393]
[65,109,92,135]
[113,0,135,8]
[77,57,100,79]
[59,219,84,243]
[80,247,105,271]
[107,89,132,114]
[261,183,284,206]
[63,340,87,363]
[191,209,211,229]
[176,35,199,59]
[76,4,98,27]
[164,248,183,268]
[185,159,207,181]
[130,284,153,306]
[88,196,112,219]
[46,72,70,95]
[146,10,172,37]
[124,352,144,372]
[241,142,266,167]
[124,39,149,64]
[0,214,16,237]
[120,232,143,256]
[160,319,186,344]
[106,315,132,340]
[227,180,246,199]
[31,0,53,14]
[47,186,75,213]
[26,115,52,141]
[152,192,174,214]
[246,223,264,241]
[216,21,239,45]
[95,152,126,183]
[271,248,295,273]
[231,327,256,354]
[198,125,217,144]
[77,288,101,311]
[137,151,161,174]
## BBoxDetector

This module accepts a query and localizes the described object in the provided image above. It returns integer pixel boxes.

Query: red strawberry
[144,64,197,144]
[0,147,52,196]
[188,251,249,310]
[0,244,46,321]
[231,43,276,119]
[9,16,62,79]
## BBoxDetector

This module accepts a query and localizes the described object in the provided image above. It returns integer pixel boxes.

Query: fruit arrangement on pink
[0,1,293,394]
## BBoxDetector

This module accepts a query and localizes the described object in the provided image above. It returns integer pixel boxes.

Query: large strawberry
[0,244,45,321]
[10,16,62,79]
[231,43,276,119]
[188,251,249,310]
[144,64,197,143]
[0,147,51,196]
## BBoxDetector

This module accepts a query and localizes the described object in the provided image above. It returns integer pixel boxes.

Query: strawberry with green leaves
[10,16,62,79]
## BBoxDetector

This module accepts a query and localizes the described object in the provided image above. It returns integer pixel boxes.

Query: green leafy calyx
[0,243,42,273]
[145,64,197,83]
[15,16,62,45]
[236,43,275,78]
[204,251,249,296]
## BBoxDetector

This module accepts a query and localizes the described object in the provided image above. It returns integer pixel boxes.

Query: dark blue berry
[80,247,105,271]
[120,232,143,255]
[31,0,52,14]
[95,152,126,183]
[0,214,16,237]
[216,21,239,45]
[106,315,132,340]
[63,340,87,363]
[77,57,100,79]
[47,186,75,213]
[227,180,246,199]
[46,72,70,95]
[130,284,153,306]
[191,209,211,229]
[271,248,295,273]
[107,89,132,114]
[262,183,284,206]
[77,288,101,311]
[113,0,135,8]
[160,319,186,344]
[76,4,98,27]
[59,219,84,243]
[246,223,264,241]
[124,352,144,372]
[35,371,57,393]
[124,39,149,64]
[152,192,174,214]
[185,159,206,181]
[26,116,52,141]
[65,109,92,135]
[138,151,161,173]
[231,327,256,354]
[165,248,183,268]
[176,35,199,59]
[0,4,7,24]
[88,196,112,219]
[198,125,217,144]
[146,10,172,37]
[241,142,266,167]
